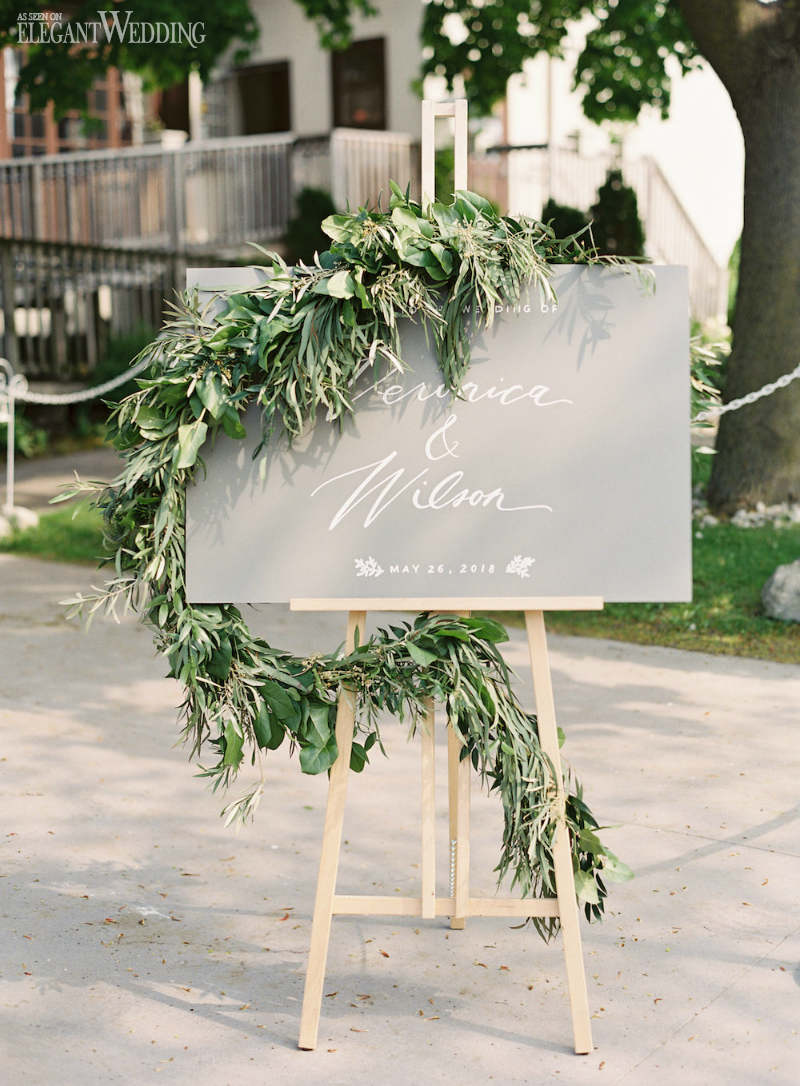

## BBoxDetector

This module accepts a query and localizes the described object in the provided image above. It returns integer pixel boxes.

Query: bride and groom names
[310,373,574,531]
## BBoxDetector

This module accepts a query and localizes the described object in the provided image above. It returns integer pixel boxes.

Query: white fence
[0,134,294,252]
[0,131,726,381]
[0,129,417,253]
[470,146,728,321]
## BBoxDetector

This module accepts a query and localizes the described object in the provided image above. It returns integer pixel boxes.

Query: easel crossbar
[332,894,560,918]
[291,596,603,612]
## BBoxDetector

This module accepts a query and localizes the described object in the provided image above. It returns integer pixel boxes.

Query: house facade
[202,0,423,141]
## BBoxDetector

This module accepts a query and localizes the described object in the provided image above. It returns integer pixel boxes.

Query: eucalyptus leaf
[300,735,338,775]
[222,721,244,768]
[174,420,208,469]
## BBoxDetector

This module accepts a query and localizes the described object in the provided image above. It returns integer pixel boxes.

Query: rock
[732,508,756,528]
[0,505,39,531]
[762,560,800,623]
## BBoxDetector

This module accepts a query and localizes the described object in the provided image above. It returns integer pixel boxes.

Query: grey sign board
[185,265,690,603]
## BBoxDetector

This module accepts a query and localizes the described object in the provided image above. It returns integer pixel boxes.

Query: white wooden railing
[0,133,294,252]
[470,146,728,321]
[0,129,417,253]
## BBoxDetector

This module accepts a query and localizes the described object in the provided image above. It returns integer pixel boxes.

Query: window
[0,49,131,158]
[331,37,386,130]
[234,61,291,135]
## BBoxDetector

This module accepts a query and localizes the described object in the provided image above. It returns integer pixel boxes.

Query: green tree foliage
[588,169,645,257]
[419,0,700,120]
[540,198,588,242]
[283,187,337,264]
[292,0,377,48]
[3,1,701,126]
[0,2,258,117]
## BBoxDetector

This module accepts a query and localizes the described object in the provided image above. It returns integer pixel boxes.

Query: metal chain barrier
[3,354,153,406]
[1,354,152,514]
[4,351,800,513]
[693,360,800,424]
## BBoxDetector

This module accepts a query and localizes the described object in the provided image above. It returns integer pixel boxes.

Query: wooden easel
[294,596,601,1054]
[296,102,599,1053]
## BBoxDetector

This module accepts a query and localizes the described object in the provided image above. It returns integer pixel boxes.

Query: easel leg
[421,697,436,919]
[298,611,365,1051]
[525,610,593,1055]
[447,724,470,929]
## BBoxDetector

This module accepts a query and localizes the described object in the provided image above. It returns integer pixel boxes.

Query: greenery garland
[63,185,635,939]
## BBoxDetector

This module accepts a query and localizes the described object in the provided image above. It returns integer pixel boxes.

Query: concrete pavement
[8,447,123,514]
[1,553,799,1085]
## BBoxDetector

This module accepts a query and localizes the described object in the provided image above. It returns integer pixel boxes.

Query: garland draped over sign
[63,185,634,939]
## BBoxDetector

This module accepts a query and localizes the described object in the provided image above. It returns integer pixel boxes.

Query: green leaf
[207,636,232,681]
[407,642,437,668]
[573,867,600,905]
[222,721,244,768]
[197,373,225,420]
[391,205,421,233]
[316,269,356,299]
[464,617,508,643]
[135,405,166,432]
[262,680,302,731]
[304,702,332,748]
[174,420,208,469]
[220,408,247,440]
[253,703,284,750]
[430,242,454,274]
[349,741,370,772]
[321,214,356,243]
[455,189,496,216]
[299,735,338,774]
[601,851,635,883]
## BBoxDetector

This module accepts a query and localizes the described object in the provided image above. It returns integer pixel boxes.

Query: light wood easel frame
[296,597,602,1055]
[296,103,598,1054]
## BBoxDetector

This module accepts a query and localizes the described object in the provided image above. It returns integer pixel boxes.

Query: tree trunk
[676,0,800,511]
[707,61,800,512]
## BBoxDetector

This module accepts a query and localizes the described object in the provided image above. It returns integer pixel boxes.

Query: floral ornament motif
[61,185,635,935]
[354,556,384,578]
[506,555,536,578]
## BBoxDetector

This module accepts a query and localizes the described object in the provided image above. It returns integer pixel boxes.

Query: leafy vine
[63,185,634,937]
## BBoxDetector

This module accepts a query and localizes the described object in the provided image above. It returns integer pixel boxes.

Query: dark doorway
[158,80,190,134]
[331,38,386,130]
[235,61,291,134]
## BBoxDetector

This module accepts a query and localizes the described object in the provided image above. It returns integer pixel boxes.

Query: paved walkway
[7,447,123,513]
[1,553,798,1085]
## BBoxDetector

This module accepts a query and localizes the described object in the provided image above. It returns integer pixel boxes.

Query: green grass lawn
[4,505,799,663]
[492,521,800,664]
[0,504,108,566]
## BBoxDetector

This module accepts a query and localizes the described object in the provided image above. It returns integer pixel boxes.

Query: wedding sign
[186,264,690,603]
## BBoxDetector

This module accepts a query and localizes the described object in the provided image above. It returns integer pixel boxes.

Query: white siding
[226,0,423,137]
